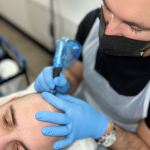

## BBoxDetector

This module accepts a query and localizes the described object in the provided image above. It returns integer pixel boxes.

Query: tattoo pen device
[51,37,82,94]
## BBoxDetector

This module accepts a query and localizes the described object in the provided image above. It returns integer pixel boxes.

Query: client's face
[0,94,62,150]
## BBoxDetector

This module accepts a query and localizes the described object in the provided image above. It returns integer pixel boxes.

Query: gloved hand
[35,92,109,150]
[34,67,71,94]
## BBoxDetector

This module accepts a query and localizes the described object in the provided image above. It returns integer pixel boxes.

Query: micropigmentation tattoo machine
[51,37,82,94]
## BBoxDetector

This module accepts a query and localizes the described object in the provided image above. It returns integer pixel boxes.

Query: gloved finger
[35,111,69,124]
[42,126,70,136]
[56,82,70,94]
[54,73,67,87]
[34,78,43,92]
[37,72,51,92]
[56,94,80,104]
[42,92,72,112]
[43,67,55,90]
[54,136,74,150]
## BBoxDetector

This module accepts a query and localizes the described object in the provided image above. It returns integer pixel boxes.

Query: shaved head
[0,93,63,150]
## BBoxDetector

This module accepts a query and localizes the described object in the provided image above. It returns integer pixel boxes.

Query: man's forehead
[105,0,150,24]
[106,0,150,5]
[106,0,150,12]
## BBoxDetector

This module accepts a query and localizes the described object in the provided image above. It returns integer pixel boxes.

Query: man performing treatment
[34,0,150,150]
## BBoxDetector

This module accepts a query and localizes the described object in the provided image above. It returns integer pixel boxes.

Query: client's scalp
[18,93,63,113]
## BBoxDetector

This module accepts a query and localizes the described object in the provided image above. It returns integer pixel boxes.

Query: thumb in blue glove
[34,67,71,94]
[35,92,109,150]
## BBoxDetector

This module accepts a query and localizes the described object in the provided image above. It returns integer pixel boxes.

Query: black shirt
[75,8,150,129]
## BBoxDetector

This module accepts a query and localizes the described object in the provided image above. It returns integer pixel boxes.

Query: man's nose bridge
[105,16,122,36]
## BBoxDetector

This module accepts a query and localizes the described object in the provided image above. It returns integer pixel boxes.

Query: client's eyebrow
[10,105,30,150]
[10,105,17,127]
[102,0,150,31]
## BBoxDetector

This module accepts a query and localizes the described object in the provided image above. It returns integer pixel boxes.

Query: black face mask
[99,7,150,57]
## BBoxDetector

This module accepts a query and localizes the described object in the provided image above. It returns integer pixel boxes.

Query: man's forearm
[64,70,81,94]
[109,125,150,150]
[63,61,83,94]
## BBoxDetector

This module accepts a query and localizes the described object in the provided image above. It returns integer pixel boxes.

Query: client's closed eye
[2,105,17,130]
[2,114,23,150]
[2,105,29,150]
[3,114,12,130]
[14,142,25,150]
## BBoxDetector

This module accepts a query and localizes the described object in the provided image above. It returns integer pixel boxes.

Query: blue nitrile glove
[34,67,71,94]
[35,92,109,150]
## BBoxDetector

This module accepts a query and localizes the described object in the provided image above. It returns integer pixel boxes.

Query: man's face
[103,0,150,56]
[0,94,62,150]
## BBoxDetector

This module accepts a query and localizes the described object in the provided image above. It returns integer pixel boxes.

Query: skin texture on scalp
[0,93,63,150]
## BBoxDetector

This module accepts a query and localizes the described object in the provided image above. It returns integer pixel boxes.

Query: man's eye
[14,142,20,150]
[3,114,12,129]
[16,142,25,150]
[130,26,142,34]
[3,115,8,125]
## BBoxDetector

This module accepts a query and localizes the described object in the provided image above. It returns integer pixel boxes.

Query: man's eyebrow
[10,105,30,150]
[10,105,18,127]
[103,0,112,13]
[102,0,150,31]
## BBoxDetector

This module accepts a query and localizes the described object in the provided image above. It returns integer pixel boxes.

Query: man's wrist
[97,121,113,140]
[96,122,117,147]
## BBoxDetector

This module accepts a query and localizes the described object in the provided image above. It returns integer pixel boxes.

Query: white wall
[0,0,32,33]
[0,0,103,51]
